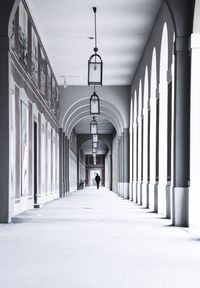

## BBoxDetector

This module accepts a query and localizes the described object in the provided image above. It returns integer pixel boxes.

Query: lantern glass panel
[91,123,97,134]
[93,142,98,149]
[88,60,102,85]
[93,134,98,142]
[91,98,99,114]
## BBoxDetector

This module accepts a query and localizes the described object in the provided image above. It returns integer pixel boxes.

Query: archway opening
[158,23,168,216]
[149,48,157,211]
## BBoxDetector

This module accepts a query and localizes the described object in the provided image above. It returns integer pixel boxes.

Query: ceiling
[74,116,115,134]
[81,139,108,155]
[25,0,162,155]
[26,0,163,86]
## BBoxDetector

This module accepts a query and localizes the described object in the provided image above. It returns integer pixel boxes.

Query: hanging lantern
[90,117,98,134]
[88,53,103,86]
[92,142,98,149]
[90,91,100,114]
[93,134,98,142]
[88,7,103,86]
[92,148,97,154]
[93,154,96,165]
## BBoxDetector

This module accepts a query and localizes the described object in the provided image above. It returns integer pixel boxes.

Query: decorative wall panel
[18,2,28,66]
[21,100,28,196]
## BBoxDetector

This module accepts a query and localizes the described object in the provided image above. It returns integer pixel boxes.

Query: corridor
[1,188,200,288]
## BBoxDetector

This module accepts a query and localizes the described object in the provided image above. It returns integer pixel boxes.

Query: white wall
[112,135,119,193]
[69,149,77,192]
[105,151,111,189]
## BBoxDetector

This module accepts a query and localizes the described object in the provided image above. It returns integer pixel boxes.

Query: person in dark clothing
[95,173,101,189]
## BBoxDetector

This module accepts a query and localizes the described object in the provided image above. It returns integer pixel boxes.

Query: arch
[129,96,133,200]
[66,109,121,137]
[149,47,157,211]
[77,134,112,154]
[138,80,143,204]
[142,66,149,207]
[80,138,109,154]
[158,23,169,216]
[133,90,138,202]
[63,98,124,137]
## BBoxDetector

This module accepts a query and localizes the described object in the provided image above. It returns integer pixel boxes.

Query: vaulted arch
[149,47,157,211]
[158,23,169,216]
[62,98,125,138]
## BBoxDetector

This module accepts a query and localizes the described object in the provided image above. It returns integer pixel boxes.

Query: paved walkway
[1,187,200,288]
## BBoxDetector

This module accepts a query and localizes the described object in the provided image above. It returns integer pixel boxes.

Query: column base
[136,182,139,203]
[146,183,150,209]
[139,182,143,205]
[154,183,158,213]
[118,182,124,198]
[141,182,148,208]
[166,184,171,219]
[172,187,189,227]
[133,182,137,203]
[117,183,121,196]
[129,182,133,201]
[123,183,129,199]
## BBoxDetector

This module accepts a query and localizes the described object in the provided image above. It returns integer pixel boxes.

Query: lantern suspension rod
[93,7,98,53]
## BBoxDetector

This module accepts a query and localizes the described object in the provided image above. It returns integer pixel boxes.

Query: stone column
[0,36,10,223]
[77,152,80,190]
[166,0,195,227]
[59,128,64,197]
[154,88,159,213]
[118,136,123,196]
[0,0,20,222]
[129,124,134,201]
[172,37,190,226]
[135,117,139,203]
[190,33,200,227]
[122,128,130,199]
[146,99,151,209]
[65,137,70,195]
[110,153,113,191]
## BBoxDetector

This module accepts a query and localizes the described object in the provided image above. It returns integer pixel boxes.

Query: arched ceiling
[81,139,108,155]
[63,97,124,136]
[74,116,115,135]
[26,0,163,86]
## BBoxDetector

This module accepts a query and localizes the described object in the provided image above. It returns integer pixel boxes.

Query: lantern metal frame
[90,91,100,114]
[90,116,98,134]
[88,53,103,86]
[88,7,103,86]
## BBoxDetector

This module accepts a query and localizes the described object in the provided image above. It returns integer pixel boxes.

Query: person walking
[95,173,101,189]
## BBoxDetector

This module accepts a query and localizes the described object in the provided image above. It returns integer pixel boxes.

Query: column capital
[174,37,190,52]
[166,0,195,37]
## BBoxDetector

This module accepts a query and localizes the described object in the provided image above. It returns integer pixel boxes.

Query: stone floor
[1,187,200,288]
